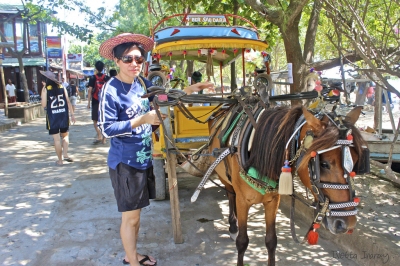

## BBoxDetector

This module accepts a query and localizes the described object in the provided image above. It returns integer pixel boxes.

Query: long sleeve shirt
[98,76,154,170]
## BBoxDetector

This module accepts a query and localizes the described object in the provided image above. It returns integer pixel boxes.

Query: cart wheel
[254,73,273,102]
[153,158,166,200]
[148,71,167,88]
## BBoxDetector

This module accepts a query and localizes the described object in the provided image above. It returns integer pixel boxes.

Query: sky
[42,0,116,35]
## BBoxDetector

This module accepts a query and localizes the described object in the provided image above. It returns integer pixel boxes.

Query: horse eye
[321,161,330,169]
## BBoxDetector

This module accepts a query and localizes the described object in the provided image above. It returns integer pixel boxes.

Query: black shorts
[49,127,69,135]
[92,101,99,121]
[109,163,156,212]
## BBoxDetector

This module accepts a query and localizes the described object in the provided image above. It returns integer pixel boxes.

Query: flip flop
[139,255,157,266]
[64,157,74,162]
[122,255,156,265]
[93,140,102,145]
[55,161,63,166]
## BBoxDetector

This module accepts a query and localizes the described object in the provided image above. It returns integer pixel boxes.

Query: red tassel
[307,223,320,245]
[307,230,319,245]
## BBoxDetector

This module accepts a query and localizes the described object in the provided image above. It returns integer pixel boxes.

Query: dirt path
[0,103,398,266]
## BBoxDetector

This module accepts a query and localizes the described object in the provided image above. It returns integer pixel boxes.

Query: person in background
[191,71,203,91]
[87,61,109,144]
[69,80,78,113]
[366,84,375,111]
[191,71,204,106]
[6,79,16,103]
[32,80,38,94]
[62,77,69,89]
[40,71,75,166]
[382,90,393,112]
[109,69,117,77]
[97,33,214,266]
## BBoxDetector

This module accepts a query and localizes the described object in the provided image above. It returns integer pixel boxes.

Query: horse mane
[244,106,304,181]
[244,105,366,181]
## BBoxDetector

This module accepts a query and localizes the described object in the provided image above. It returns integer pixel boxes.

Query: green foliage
[26,0,94,42]
[68,34,114,69]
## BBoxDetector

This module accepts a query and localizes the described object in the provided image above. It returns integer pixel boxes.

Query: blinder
[353,146,370,174]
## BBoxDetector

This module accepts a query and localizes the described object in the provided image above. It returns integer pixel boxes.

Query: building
[0,2,48,102]
[0,2,90,103]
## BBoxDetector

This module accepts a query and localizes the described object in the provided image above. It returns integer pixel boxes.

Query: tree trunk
[186,60,194,83]
[374,85,382,131]
[17,55,29,103]
[280,17,307,104]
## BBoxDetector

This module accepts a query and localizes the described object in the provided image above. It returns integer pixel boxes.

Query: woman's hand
[143,110,167,125]
[184,81,215,95]
[70,114,76,124]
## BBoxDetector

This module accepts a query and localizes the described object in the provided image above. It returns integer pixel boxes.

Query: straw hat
[40,70,60,84]
[99,33,154,60]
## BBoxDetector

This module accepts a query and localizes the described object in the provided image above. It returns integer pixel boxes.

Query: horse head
[296,106,366,235]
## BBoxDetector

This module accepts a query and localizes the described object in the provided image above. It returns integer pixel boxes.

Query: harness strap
[236,97,257,128]
[317,183,349,189]
[230,113,248,154]
[191,148,231,202]
[218,107,237,146]
[175,102,221,124]
[221,111,244,145]
[329,209,358,216]
[328,201,359,209]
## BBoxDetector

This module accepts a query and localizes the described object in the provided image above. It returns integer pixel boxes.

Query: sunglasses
[118,55,146,64]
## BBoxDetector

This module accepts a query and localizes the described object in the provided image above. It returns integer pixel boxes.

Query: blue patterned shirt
[98,76,154,170]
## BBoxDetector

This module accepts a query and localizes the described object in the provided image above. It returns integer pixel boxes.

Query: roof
[49,63,91,77]
[2,57,46,67]
[0,2,23,13]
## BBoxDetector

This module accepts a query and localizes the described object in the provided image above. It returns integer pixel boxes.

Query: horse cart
[146,13,271,242]
[145,13,370,266]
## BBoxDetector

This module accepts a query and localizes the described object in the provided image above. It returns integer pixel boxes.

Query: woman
[68,80,78,113]
[40,71,75,166]
[98,33,213,266]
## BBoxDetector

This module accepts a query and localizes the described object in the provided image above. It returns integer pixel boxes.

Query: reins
[146,86,364,245]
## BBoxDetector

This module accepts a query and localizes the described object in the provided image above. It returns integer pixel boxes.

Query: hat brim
[40,70,61,84]
[99,33,154,60]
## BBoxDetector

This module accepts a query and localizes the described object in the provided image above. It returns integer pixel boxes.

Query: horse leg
[263,196,280,266]
[235,196,251,266]
[225,183,238,240]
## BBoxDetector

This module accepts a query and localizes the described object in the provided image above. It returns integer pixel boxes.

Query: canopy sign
[185,14,227,23]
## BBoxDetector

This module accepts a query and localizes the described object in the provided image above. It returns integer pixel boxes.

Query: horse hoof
[230,232,238,241]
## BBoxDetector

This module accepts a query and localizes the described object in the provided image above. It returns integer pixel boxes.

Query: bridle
[288,111,368,243]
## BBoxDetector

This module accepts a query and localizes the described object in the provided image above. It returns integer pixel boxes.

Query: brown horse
[207,104,366,266]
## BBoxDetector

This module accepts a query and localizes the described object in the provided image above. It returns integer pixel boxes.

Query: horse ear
[302,107,324,133]
[344,106,362,125]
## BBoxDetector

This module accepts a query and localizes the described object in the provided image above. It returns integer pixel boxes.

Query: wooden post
[242,48,245,86]
[219,61,223,96]
[375,85,383,134]
[160,105,183,244]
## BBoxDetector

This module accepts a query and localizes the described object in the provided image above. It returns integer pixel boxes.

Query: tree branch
[370,160,400,187]
[244,0,282,25]
[287,0,310,26]
[303,0,322,63]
